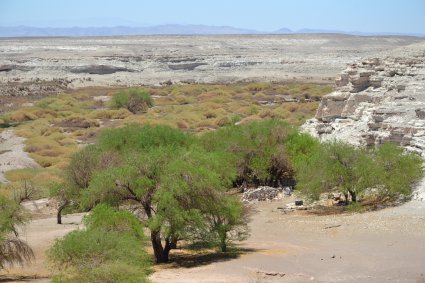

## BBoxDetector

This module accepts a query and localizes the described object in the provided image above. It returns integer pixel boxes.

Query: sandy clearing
[150,196,425,283]
[0,213,84,282]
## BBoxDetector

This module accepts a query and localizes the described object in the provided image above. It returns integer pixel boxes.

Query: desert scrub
[90,108,131,119]
[110,88,153,113]
[56,116,99,129]
[246,82,272,92]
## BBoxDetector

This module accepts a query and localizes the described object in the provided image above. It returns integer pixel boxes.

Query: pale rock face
[302,45,425,157]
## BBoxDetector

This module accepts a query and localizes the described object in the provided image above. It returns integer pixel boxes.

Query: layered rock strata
[303,47,425,157]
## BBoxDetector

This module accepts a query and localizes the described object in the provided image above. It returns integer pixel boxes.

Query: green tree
[374,142,423,196]
[66,124,247,263]
[48,204,151,283]
[196,195,250,252]
[200,119,293,188]
[0,195,33,269]
[290,137,423,203]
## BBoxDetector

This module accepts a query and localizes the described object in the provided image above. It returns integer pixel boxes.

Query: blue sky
[1,0,424,33]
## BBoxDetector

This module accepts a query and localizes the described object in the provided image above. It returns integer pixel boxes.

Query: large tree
[65,124,248,263]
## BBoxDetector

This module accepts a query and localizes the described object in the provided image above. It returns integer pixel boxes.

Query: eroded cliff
[303,43,425,157]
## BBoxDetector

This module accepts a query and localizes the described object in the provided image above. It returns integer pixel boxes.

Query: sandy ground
[0,214,84,282]
[0,130,39,183]
[150,197,425,283]
[2,195,424,283]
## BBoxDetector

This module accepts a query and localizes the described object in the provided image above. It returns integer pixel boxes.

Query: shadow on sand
[162,247,258,269]
[0,275,49,282]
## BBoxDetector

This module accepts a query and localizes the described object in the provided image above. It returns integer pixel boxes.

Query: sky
[1,0,424,34]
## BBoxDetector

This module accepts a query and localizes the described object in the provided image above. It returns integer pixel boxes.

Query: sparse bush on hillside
[110,88,153,113]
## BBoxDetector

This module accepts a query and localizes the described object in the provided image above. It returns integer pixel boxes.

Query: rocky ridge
[303,44,425,157]
[1,35,422,97]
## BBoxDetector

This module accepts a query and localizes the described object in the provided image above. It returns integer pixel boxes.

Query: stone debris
[283,202,308,212]
[242,186,291,202]
[255,269,286,277]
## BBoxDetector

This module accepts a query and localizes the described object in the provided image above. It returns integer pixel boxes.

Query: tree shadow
[163,247,258,269]
[0,275,50,282]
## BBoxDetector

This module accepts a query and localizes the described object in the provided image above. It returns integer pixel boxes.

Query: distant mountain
[273,27,292,34]
[0,25,262,37]
[275,27,425,37]
[0,25,423,37]
[296,28,344,34]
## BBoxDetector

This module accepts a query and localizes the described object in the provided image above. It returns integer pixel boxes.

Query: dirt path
[0,129,39,183]
[0,214,84,282]
[151,197,425,283]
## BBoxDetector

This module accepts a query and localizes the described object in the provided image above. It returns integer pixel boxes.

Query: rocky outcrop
[303,47,425,157]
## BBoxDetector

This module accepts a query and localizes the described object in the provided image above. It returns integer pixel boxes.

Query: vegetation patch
[287,133,423,203]
[110,88,154,113]
[49,204,151,283]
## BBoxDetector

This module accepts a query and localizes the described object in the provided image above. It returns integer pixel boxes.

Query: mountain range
[0,25,423,37]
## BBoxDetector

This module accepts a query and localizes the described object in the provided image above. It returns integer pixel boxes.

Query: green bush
[200,119,293,187]
[289,138,423,202]
[110,88,153,114]
[49,204,151,283]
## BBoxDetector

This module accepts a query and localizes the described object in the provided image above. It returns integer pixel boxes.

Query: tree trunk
[219,230,227,252]
[151,231,170,263]
[57,200,69,225]
[143,200,171,263]
[163,238,172,262]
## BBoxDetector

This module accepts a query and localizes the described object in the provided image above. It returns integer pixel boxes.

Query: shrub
[246,82,271,92]
[57,116,99,129]
[90,109,132,119]
[110,89,153,114]
[49,205,151,283]
[290,138,423,202]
